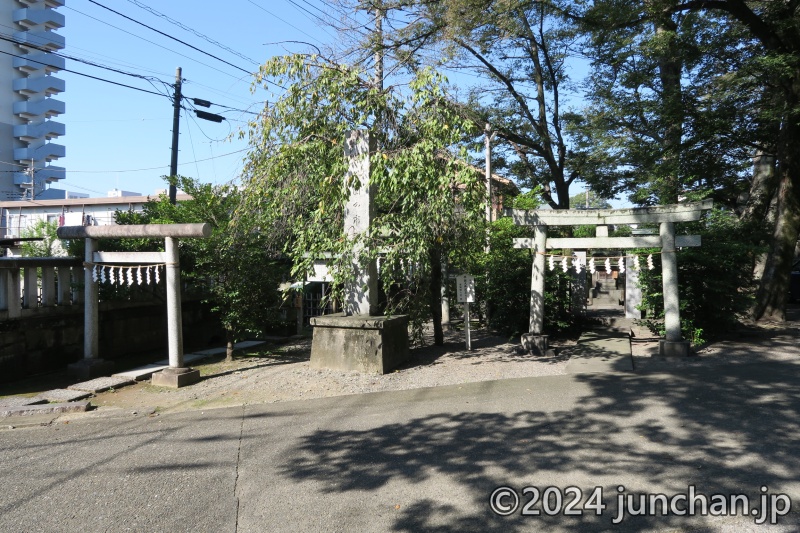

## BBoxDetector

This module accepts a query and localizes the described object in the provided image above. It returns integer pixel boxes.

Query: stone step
[68,376,135,394]
[33,389,92,403]
[112,340,268,381]
[1,401,90,418]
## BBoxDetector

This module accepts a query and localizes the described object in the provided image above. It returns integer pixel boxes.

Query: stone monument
[309,130,410,374]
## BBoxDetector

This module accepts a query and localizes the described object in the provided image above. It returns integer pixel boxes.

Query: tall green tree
[116,177,287,361]
[241,56,485,344]
[575,1,760,205]
[577,0,799,320]
[334,0,592,209]
[669,0,800,321]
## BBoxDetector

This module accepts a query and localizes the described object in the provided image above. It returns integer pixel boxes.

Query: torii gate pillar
[658,221,691,356]
[520,225,550,355]
[510,200,712,357]
[57,223,211,384]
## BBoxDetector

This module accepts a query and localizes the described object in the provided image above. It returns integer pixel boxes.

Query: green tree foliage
[576,0,800,320]
[21,220,64,257]
[339,0,590,208]
[636,209,767,343]
[476,217,577,337]
[241,56,485,344]
[570,191,612,210]
[116,177,288,361]
[574,2,761,206]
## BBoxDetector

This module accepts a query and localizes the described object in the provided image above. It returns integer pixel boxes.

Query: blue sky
[55,1,611,205]
[57,0,358,197]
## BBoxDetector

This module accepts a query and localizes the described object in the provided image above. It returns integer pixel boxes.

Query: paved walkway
[0,340,266,417]
[2,357,799,532]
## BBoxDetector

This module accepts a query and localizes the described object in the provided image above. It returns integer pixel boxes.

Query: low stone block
[0,396,47,408]
[521,333,549,356]
[0,401,90,418]
[658,339,693,357]
[310,314,409,374]
[151,367,201,388]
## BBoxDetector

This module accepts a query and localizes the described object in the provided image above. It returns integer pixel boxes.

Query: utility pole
[373,7,383,91]
[485,124,493,228]
[169,67,182,204]
[25,160,35,200]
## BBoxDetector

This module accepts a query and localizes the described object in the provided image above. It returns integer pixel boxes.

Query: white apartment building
[0,191,192,238]
[0,0,65,200]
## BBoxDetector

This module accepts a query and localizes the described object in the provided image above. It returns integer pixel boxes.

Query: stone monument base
[521,334,554,356]
[310,314,409,374]
[68,358,115,381]
[658,340,692,357]
[151,367,201,388]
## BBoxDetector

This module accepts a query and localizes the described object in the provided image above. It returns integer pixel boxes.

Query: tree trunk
[753,66,800,321]
[428,246,444,345]
[655,16,683,204]
[225,327,235,362]
[743,151,778,281]
[742,151,778,223]
[753,173,800,320]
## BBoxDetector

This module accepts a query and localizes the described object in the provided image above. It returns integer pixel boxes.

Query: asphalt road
[2,358,800,532]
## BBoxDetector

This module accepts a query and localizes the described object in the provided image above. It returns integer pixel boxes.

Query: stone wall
[0,299,223,382]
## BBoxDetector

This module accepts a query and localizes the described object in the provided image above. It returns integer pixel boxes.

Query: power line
[246,0,326,45]
[87,0,254,75]
[282,0,338,40]
[295,0,332,18]
[0,19,170,80]
[65,7,264,107]
[181,93,260,116]
[0,49,169,98]
[48,148,251,174]
[0,33,172,96]
[65,5,250,83]
[123,0,260,65]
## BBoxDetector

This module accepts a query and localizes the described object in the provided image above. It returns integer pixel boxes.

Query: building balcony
[32,166,64,183]
[13,7,65,29]
[18,0,66,7]
[14,143,65,163]
[13,98,65,119]
[13,52,64,74]
[13,75,64,97]
[13,166,65,185]
[13,120,65,142]
[13,29,65,51]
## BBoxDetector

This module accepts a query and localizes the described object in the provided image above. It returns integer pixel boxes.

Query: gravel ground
[84,313,800,415]
[90,328,574,414]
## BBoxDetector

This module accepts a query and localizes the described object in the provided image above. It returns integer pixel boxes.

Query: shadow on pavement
[279,359,800,532]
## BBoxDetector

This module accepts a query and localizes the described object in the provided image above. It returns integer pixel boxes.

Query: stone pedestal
[521,333,552,356]
[658,340,692,357]
[68,359,115,381]
[151,367,201,388]
[310,314,409,374]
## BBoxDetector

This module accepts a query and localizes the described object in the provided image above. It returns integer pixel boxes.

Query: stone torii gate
[57,223,211,386]
[509,200,713,357]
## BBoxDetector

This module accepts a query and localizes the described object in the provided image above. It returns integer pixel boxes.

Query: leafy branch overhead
[240,55,486,341]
